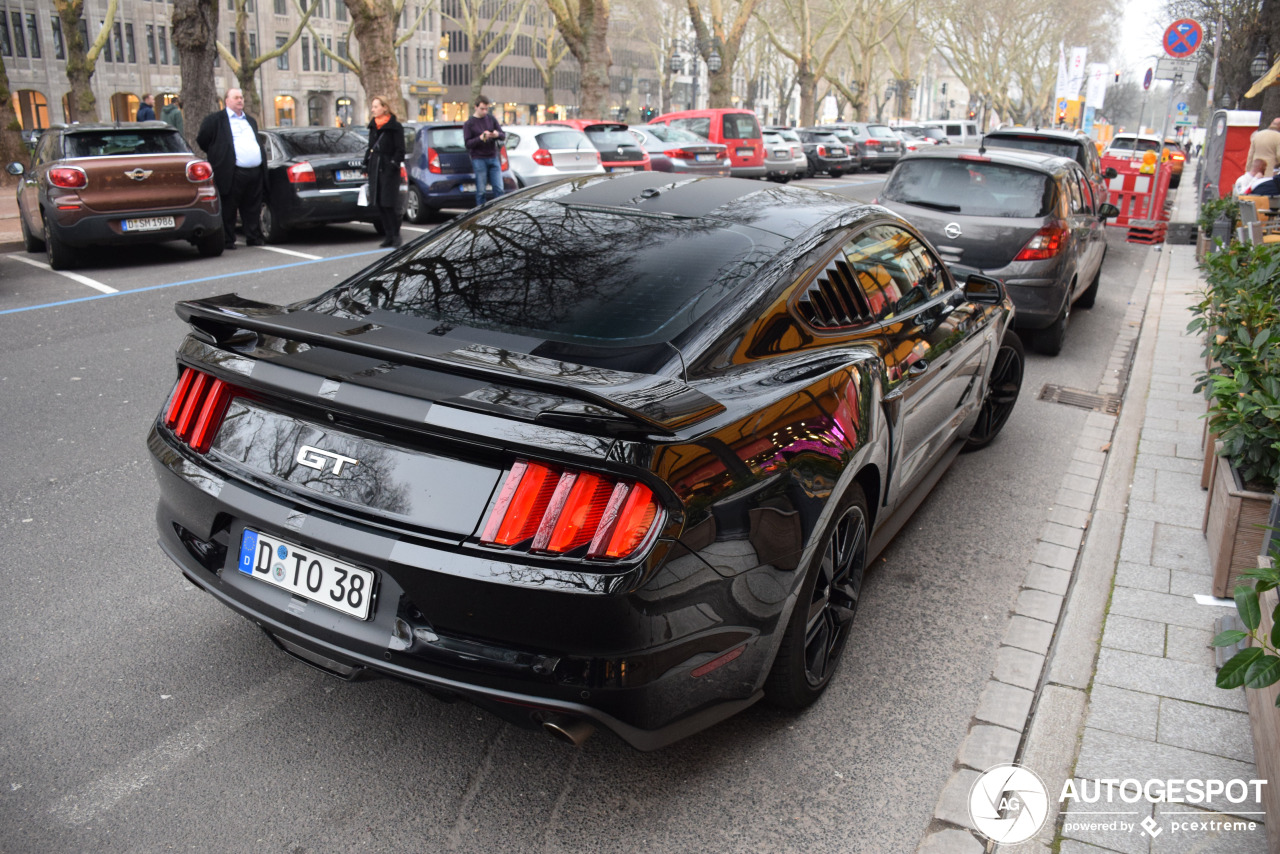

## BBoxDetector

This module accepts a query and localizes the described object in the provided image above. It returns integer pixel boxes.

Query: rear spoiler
[175,295,725,434]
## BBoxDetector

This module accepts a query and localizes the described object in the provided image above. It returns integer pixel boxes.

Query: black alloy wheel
[964,328,1025,451]
[260,204,290,244]
[765,487,869,709]
[43,214,73,270]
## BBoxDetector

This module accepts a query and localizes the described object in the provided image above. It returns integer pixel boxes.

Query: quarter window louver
[797,259,870,330]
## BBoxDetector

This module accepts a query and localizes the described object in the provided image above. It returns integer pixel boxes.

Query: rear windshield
[313,201,770,345]
[986,135,1078,159]
[585,128,638,146]
[1110,137,1160,153]
[722,113,761,139]
[807,132,842,144]
[867,125,898,139]
[535,130,591,149]
[276,130,367,157]
[427,127,466,152]
[64,130,188,157]
[883,159,1056,218]
[648,125,708,143]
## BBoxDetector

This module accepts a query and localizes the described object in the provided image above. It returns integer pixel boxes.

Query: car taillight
[286,162,316,183]
[866,139,881,147]
[816,145,827,156]
[532,148,554,166]
[48,166,88,189]
[186,160,214,182]
[427,147,442,173]
[400,164,408,182]
[500,146,509,170]
[164,367,236,454]
[1014,223,1069,261]
[480,460,662,560]
[666,148,692,160]
[1172,153,1185,161]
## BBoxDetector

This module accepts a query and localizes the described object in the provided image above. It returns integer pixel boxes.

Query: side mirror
[963,273,1006,305]
[1098,202,1120,219]
[5,162,24,176]
[1104,166,1118,179]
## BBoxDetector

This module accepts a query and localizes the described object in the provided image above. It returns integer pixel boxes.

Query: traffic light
[1114,71,1120,83]
[1058,106,1067,122]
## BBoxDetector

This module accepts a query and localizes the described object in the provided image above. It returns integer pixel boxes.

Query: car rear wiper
[898,199,962,212]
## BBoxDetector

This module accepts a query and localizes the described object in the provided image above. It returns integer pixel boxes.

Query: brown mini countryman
[6,122,224,270]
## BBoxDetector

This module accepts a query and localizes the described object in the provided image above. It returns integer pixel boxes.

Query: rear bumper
[730,165,767,179]
[273,186,382,228]
[148,425,781,750]
[953,261,1067,329]
[49,202,222,247]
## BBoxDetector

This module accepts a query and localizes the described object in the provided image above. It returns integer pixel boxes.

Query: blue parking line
[0,249,386,316]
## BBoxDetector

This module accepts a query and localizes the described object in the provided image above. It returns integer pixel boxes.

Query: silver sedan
[503,125,606,188]
[628,125,731,176]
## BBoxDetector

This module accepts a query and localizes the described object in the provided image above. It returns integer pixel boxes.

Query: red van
[648,109,765,178]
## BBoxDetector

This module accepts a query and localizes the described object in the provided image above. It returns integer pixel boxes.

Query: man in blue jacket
[462,96,505,207]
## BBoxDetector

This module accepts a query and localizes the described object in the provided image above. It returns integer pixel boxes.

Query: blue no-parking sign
[1163,19,1202,58]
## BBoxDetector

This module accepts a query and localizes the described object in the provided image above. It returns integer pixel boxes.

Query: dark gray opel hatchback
[878,148,1118,355]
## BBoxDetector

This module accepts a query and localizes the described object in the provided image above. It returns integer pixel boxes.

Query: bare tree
[443,0,532,103]
[53,0,120,121]
[310,0,428,119]
[685,0,764,108]
[173,0,220,151]
[755,0,860,125]
[544,0,613,119]
[530,12,573,116]
[217,0,321,123]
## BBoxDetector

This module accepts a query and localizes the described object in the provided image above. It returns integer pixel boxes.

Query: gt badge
[296,445,359,475]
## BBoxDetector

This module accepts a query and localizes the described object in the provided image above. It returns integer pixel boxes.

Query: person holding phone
[463,95,506,208]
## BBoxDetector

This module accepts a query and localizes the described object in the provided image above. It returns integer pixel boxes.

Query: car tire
[764,485,869,711]
[261,204,290,244]
[1170,176,1181,189]
[195,230,225,258]
[405,186,428,224]
[1076,267,1101,309]
[1032,300,1070,356]
[21,211,45,253]
[963,328,1025,451]
[43,214,74,271]
[805,163,816,179]
[829,169,842,178]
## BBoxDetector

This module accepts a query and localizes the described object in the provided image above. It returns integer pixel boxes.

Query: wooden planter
[1246,554,1280,854]
[1201,430,1218,490]
[1204,458,1273,597]
[1196,227,1211,262]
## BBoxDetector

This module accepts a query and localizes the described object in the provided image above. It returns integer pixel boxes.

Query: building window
[275,34,288,68]
[50,15,63,59]
[275,94,295,126]
[24,12,39,58]
[335,0,345,21]
[124,22,135,62]
[300,34,309,70]
[146,23,156,62]
[170,29,177,63]
[10,11,26,56]
[13,90,49,128]
[159,25,169,63]
[274,0,285,12]
[100,20,111,61]
[228,29,236,58]
[308,94,323,125]
[336,38,346,61]
[112,21,123,62]
[0,14,11,56]
[336,95,353,127]
[248,32,257,58]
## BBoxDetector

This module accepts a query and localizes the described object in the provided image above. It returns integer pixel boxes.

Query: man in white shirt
[1234,159,1269,198]
[196,88,268,249]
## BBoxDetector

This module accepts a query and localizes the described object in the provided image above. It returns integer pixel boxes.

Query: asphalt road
[0,176,1153,853]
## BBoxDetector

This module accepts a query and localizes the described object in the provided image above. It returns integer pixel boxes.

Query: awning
[1246,57,1280,99]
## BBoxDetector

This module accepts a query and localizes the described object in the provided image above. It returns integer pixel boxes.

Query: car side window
[842,225,948,322]
[1065,173,1084,214]
[505,132,521,149]
[33,132,57,166]
[1075,172,1095,213]
[673,117,711,138]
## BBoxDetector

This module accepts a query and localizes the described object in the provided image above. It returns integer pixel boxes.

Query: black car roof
[897,147,1079,176]
[984,127,1088,144]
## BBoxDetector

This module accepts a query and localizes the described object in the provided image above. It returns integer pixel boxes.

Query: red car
[648,109,766,179]
[541,120,651,173]
[6,121,223,270]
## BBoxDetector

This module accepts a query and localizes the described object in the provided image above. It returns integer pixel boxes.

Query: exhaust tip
[542,715,595,746]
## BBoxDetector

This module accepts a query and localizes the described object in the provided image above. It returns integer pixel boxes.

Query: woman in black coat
[364,96,406,247]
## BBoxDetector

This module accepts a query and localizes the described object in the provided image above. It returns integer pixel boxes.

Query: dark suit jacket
[196,109,267,197]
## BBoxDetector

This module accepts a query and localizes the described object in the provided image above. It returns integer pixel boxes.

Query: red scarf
[374,114,391,129]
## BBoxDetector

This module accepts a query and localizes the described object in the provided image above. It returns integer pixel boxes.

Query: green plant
[1189,243,1280,492]
[1213,548,1280,703]
[1198,196,1240,233]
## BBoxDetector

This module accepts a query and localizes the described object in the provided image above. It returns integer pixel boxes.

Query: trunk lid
[71,154,201,212]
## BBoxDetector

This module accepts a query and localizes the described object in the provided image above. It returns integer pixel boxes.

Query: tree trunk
[797,66,816,125]
[0,55,26,183]
[173,0,220,151]
[345,0,407,118]
[547,0,611,120]
[1263,0,1280,125]
[58,0,98,121]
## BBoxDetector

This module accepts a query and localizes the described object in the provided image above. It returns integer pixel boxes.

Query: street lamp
[669,38,721,110]
[1252,49,1270,79]
[438,35,449,63]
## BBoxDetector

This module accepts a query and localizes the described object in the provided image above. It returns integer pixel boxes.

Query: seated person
[1248,167,1280,198]
[1234,159,1269,197]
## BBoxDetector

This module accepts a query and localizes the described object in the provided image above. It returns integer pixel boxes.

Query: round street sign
[1163,18,1203,58]
[1143,68,1153,90]
[1177,101,1187,111]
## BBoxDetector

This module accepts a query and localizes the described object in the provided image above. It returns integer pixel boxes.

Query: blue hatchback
[404,122,518,223]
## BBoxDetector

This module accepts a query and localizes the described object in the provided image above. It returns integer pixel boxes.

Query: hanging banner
[1067,47,1089,97]
[1055,44,1070,99]
[1085,63,1108,109]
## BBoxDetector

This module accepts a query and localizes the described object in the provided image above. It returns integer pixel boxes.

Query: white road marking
[255,245,321,260]
[49,669,315,825]
[5,253,118,293]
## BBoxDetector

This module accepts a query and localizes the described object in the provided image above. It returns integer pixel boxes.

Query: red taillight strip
[164,367,237,453]
[482,461,661,561]
[189,379,231,452]
[165,367,198,427]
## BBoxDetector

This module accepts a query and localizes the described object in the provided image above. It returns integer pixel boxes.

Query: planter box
[1204,458,1273,597]
[1201,430,1218,490]
[1197,227,1212,262]
[1246,577,1280,853]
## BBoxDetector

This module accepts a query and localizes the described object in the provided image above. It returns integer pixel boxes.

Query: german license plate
[335,169,366,182]
[608,166,634,172]
[736,148,753,157]
[461,183,476,192]
[237,529,375,620]
[695,153,716,162]
[122,216,175,232]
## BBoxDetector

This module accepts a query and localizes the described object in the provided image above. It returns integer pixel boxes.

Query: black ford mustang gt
[149,172,1023,750]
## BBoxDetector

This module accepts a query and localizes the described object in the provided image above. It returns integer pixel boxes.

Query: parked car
[7,121,223,270]
[982,126,1117,204]
[258,127,408,242]
[795,128,855,177]
[627,125,730,176]
[502,124,605,187]
[924,119,982,146]
[647,108,766,178]
[149,171,1023,751]
[878,148,1119,355]
[819,127,865,171]
[1102,133,1185,188]
[542,119,651,173]
[828,122,904,172]
[760,127,809,180]
[404,121,517,223]
[759,130,802,182]
[892,125,941,152]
